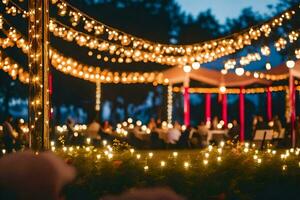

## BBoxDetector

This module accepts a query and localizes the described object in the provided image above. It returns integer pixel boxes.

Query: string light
[265,62,272,70]
[235,67,245,76]
[48,0,297,65]
[219,86,227,93]
[167,85,173,125]
[286,60,295,68]
[95,81,101,111]
[173,85,293,94]
[3,0,297,67]
[1,23,168,85]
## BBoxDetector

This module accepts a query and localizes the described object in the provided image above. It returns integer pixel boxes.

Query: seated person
[228,120,240,142]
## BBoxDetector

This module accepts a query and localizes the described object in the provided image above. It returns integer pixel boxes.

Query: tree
[177,9,222,44]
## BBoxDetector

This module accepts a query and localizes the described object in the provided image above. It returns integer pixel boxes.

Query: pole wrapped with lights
[167,84,173,125]
[95,81,101,119]
[28,0,50,150]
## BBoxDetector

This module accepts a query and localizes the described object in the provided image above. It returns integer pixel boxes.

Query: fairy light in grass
[217,156,222,162]
[102,140,107,146]
[244,148,249,153]
[203,159,209,165]
[160,161,166,167]
[51,146,56,151]
[253,155,258,160]
[184,162,190,169]
[204,153,210,158]
[148,152,153,158]
[144,166,149,171]
[217,148,222,154]
[219,141,225,148]
[173,152,178,158]
[208,145,213,152]
[108,153,113,159]
[282,165,287,171]
[86,137,91,145]
[272,150,277,155]
[63,146,67,152]
[50,141,55,146]
[129,148,135,154]
[2,149,6,154]
[257,158,262,164]
[245,142,250,148]
[136,154,141,160]
[96,154,101,159]
[69,147,73,152]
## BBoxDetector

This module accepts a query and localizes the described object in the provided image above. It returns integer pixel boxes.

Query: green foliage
[56,147,300,200]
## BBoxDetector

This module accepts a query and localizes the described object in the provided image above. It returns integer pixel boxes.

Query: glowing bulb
[192,62,200,70]
[203,159,208,165]
[219,86,226,93]
[86,138,91,144]
[130,148,135,154]
[184,162,189,169]
[127,118,133,123]
[148,152,153,158]
[183,65,192,73]
[160,161,166,167]
[144,166,149,171]
[265,62,271,70]
[286,60,295,68]
[235,67,244,76]
[173,152,178,157]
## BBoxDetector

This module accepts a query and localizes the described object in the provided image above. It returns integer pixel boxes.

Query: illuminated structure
[28,0,50,150]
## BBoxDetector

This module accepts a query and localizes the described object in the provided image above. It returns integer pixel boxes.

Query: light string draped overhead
[3,0,300,77]
[4,0,298,66]
[0,19,168,85]
[50,0,297,62]
[222,28,300,76]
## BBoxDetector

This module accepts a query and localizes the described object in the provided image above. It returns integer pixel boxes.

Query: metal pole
[28,0,50,150]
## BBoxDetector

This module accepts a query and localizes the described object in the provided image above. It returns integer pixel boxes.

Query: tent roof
[163,60,300,87]
[163,66,270,87]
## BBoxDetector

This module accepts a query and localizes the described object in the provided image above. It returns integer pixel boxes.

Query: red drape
[239,87,245,142]
[205,93,211,123]
[184,87,190,126]
[222,94,227,126]
[267,87,272,121]
[289,74,296,147]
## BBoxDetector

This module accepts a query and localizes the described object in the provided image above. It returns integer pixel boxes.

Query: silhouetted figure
[177,126,191,148]
[2,116,17,153]
[228,120,240,142]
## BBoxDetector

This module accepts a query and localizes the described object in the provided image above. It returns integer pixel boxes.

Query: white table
[207,130,228,143]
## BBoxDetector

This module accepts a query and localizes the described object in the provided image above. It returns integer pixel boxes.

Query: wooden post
[28,0,50,150]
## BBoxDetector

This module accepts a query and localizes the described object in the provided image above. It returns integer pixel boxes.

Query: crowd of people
[1,114,300,151]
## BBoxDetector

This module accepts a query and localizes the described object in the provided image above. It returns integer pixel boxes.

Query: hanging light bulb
[265,62,272,70]
[235,67,244,76]
[183,65,192,73]
[286,60,295,69]
[219,85,226,93]
[221,69,227,75]
[192,62,200,70]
